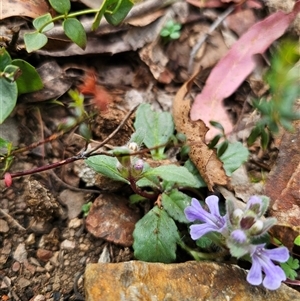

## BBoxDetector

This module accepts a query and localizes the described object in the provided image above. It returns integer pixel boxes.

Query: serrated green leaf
[0,47,12,71]
[49,0,70,14]
[134,103,174,160]
[63,18,87,49]
[219,142,249,176]
[24,32,48,53]
[11,59,43,95]
[0,78,17,124]
[143,165,199,188]
[85,155,129,184]
[133,206,180,263]
[33,13,54,32]
[104,0,134,26]
[161,190,191,223]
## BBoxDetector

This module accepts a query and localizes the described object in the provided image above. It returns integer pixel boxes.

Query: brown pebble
[36,249,53,262]
[12,261,21,272]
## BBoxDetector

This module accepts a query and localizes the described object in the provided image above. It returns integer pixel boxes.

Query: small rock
[30,295,46,301]
[0,276,11,289]
[0,219,9,233]
[37,249,53,262]
[12,261,21,272]
[61,239,76,250]
[85,193,141,247]
[44,261,54,272]
[84,261,300,301]
[59,189,88,219]
[68,217,83,229]
[18,277,31,289]
[13,243,28,263]
[98,245,110,263]
[26,233,36,245]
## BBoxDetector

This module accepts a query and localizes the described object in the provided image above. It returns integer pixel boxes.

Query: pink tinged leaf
[190,1,300,140]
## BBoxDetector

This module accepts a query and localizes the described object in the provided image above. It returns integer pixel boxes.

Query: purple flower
[247,244,289,290]
[184,196,227,240]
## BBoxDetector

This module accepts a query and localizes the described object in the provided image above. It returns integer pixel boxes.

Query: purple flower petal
[205,195,221,216]
[263,247,289,263]
[263,265,286,290]
[184,198,207,222]
[190,224,220,240]
[247,244,288,290]
[247,258,262,285]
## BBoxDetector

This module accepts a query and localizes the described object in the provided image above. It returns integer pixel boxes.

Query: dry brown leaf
[172,74,228,191]
[1,0,49,20]
[265,120,300,250]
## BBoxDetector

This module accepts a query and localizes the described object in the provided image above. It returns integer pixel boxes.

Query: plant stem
[177,240,229,261]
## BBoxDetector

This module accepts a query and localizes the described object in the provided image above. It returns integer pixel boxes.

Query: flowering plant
[185,195,289,290]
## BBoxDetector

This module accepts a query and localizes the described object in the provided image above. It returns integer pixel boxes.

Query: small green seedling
[160,20,181,41]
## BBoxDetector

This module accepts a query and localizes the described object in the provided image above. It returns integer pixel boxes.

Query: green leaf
[294,235,300,246]
[49,0,70,14]
[184,159,207,188]
[85,155,129,184]
[260,128,269,150]
[3,65,20,81]
[281,256,299,280]
[33,13,54,32]
[0,47,12,71]
[143,164,199,188]
[63,18,87,49]
[11,59,43,95]
[217,140,229,157]
[0,137,10,149]
[24,32,48,52]
[247,125,261,146]
[0,78,17,124]
[161,190,191,223]
[133,206,180,263]
[134,103,174,160]
[104,0,134,26]
[219,142,249,176]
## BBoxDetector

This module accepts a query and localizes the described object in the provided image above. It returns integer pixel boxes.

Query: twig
[4,105,137,180]
[188,4,235,73]
[0,208,26,231]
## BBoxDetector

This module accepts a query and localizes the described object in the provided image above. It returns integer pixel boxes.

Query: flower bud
[249,220,264,235]
[128,142,139,152]
[230,229,247,244]
[133,159,144,171]
[232,208,243,225]
[4,172,12,187]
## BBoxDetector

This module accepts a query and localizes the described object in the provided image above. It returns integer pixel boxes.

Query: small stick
[0,208,26,231]
[188,4,235,73]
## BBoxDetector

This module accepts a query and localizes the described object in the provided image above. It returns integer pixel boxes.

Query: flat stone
[85,193,141,247]
[84,261,300,301]
[0,219,9,233]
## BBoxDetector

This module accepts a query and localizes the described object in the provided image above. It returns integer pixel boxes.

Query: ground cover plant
[1,0,300,299]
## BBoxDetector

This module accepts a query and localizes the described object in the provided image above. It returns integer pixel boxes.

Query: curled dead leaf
[173,74,228,191]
